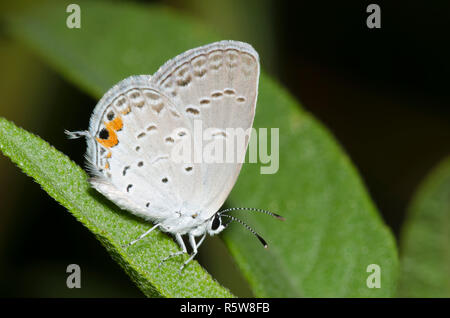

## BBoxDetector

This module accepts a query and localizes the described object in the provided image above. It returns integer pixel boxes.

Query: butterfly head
[207,214,225,235]
[208,208,285,247]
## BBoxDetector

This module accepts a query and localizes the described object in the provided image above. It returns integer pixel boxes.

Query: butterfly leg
[178,233,207,273]
[158,233,187,268]
[123,223,160,247]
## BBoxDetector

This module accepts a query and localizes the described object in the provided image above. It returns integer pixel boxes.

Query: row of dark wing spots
[157,50,207,84]
[123,160,144,174]
[135,124,158,142]
[157,47,250,91]
[194,90,244,114]
[129,91,145,108]
[113,89,169,116]
[197,89,240,107]
[211,89,245,103]
[128,125,157,146]
[162,48,241,94]
[174,54,209,87]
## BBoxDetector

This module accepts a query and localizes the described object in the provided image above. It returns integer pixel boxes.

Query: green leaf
[398,156,450,297]
[5,0,398,296]
[0,117,233,297]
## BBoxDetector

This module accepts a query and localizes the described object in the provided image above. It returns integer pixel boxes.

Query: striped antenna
[221,214,268,248]
[218,207,285,221]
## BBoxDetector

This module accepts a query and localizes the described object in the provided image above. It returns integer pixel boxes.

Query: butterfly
[67,40,283,272]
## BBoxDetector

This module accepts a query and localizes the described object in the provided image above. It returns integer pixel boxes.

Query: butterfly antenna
[220,214,268,248]
[218,207,285,221]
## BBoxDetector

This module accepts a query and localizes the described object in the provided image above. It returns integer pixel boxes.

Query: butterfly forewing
[151,41,260,219]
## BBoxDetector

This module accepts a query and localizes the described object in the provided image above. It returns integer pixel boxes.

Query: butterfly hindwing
[86,75,200,222]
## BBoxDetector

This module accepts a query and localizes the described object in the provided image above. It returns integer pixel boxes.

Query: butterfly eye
[211,215,221,231]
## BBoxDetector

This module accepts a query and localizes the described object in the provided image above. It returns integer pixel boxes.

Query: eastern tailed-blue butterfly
[67,40,283,272]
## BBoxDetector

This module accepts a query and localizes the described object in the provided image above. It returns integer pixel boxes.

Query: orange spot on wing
[108,116,123,131]
[106,151,112,158]
[105,162,110,169]
[96,133,118,148]
[96,115,123,148]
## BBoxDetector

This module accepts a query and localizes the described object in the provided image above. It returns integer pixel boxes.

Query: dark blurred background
[0,0,449,297]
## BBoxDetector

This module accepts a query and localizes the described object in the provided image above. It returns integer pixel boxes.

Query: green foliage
[398,157,450,297]
[2,0,399,297]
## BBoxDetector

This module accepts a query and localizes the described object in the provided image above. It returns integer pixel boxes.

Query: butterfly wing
[86,75,198,222]
[150,40,260,219]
